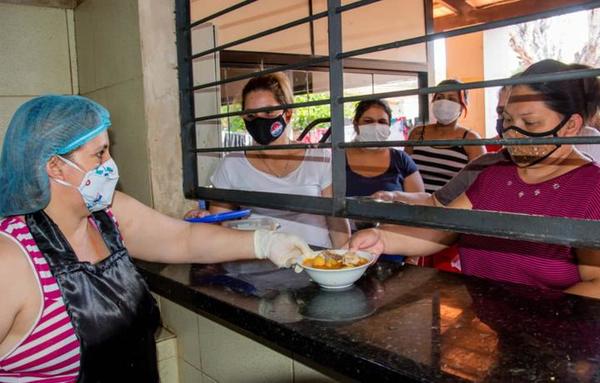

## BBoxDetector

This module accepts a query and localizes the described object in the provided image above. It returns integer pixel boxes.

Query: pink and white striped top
[461,161,600,290]
[0,217,81,383]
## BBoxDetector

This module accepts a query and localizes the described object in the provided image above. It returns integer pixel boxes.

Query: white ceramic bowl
[299,250,374,290]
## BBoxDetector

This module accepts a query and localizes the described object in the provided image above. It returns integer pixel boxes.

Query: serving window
[176,0,600,249]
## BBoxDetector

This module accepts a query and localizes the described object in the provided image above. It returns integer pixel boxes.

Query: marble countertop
[138,260,600,382]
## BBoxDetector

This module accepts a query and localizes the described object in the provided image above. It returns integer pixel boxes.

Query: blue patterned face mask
[52,156,119,212]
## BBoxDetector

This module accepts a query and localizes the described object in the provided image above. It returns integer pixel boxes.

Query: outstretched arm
[111,191,256,263]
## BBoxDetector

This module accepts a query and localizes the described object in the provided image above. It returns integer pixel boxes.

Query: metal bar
[335,0,381,13]
[190,0,378,59]
[191,136,600,155]
[194,67,600,121]
[345,199,600,248]
[191,10,329,60]
[175,0,198,198]
[189,0,257,29]
[188,186,600,248]
[338,0,600,60]
[194,97,332,122]
[417,71,429,125]
[192,187,333,215]
[308,0,316,56]
[194,142,331,154]
[340,136,600,148]
[191,56,329,92]
[327,0,346,216]
[341,68,600,104]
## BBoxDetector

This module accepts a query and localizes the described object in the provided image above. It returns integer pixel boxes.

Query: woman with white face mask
[346,99,424,200]
[405,79,486,195]
[404,80,486,272]
[0,95,310,382]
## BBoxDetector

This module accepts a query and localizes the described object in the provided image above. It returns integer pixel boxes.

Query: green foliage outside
[220,92,357,133]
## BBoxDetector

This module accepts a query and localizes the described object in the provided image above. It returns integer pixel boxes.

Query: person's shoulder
[0,231,31,285]
[390,148,412,161]
[407,125,425,138]
[214,151,248,174]
[304,148,331,163]
[580,126,600,137]
[459,126,481,139]
[220,151,247,163]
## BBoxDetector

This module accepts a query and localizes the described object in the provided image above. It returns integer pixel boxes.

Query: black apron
[26,210,160,383]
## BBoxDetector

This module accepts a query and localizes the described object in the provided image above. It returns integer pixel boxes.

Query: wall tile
[0,96,33,144]
[159,356,180,383]
[82,78,153,205]
[180,360,204,383]
[197,315,293,383]
[160,298,202,370]
[0,3,72,95]
[74,0,142,93]
[293,360,338,383]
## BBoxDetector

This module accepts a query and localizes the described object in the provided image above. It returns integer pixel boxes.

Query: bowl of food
[298,249,374,290]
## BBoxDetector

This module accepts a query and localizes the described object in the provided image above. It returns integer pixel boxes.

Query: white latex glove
[253,230,312,268]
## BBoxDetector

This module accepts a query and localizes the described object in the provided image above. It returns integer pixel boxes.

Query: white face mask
[354,123,391,149]
[52,155,119,212]
[432,99,462,125]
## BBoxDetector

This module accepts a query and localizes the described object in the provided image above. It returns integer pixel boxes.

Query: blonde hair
[241,72,293,110]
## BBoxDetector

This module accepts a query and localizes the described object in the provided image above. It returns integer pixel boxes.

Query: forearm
[379,224,456,256]
[326,216,351,248]
[565,280,600,299]
[180,224,257,263]
[393,191,434,206]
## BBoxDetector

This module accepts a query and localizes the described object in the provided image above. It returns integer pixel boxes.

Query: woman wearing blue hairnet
[0,95,309,382]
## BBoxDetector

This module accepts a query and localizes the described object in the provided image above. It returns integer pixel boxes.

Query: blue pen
[198,200,206,210]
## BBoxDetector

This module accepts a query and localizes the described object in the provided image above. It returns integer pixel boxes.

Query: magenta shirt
[461,161,600,290]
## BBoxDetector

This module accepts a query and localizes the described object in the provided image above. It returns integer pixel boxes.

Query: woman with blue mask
[202,73,350,249]
[0,95,310,382]
[349,59,600,299]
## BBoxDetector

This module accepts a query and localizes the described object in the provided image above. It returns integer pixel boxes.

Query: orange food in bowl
[302,250,369,270]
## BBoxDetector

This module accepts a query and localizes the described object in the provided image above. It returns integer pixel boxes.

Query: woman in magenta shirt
[349,59,600,299]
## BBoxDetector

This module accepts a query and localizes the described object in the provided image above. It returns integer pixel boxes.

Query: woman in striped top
[349,60,600,299]
[0,95,310,382]
[405,79,486,194]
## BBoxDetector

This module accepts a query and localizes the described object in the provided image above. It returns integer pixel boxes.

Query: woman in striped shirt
[405,79,486,194]
[349,60,600,299]
[0,95,309,382]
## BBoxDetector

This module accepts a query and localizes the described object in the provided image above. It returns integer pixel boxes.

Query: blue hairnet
[0,95,111,216]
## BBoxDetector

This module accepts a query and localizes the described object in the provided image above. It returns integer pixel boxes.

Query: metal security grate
[176,0,600,248]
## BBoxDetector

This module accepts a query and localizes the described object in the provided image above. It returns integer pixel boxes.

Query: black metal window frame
[176,0,600,248]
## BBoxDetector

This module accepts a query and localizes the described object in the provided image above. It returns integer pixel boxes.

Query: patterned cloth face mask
[498,114,572,167]
[52,155,120,212]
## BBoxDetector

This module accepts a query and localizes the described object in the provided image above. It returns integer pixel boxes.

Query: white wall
[0,2,77,144]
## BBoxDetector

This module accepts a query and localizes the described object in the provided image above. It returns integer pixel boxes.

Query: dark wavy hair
[519,59,600,124]
[353,99,392,125]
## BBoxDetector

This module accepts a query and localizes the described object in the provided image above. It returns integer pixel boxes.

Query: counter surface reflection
[138,260,600,382]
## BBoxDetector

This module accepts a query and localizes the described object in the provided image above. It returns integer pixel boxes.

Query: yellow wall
[191,0,427,63]
[445,32,486,137]
[0,3,77,143]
